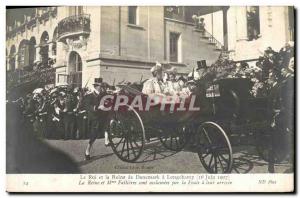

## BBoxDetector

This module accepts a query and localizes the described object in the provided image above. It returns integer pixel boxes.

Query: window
[18,45,29,68]
[69,6,84,16]
[75,54,82,72]
[57,74,69,84]
[69,51,82,87]
[247,6,260,41]
[288,7,294,41]
[18,47,26,67]
[169,32,180,62]
[128,6,138,25]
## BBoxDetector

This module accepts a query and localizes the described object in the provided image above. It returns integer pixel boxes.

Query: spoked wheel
[108,105,145,162]
[197,122,233,173]
[159,125,191,151]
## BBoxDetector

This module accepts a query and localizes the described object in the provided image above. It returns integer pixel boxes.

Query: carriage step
[145,138,161,145]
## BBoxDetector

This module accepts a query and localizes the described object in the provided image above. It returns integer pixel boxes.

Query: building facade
[199,6,294,60]
[6,6,294,90]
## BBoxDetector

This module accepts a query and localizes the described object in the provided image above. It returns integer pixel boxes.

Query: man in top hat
[261,47,277,81]
[84,78,109,160]
[142,61,166,95]
[23,93,37,126]
[188,60,208,81]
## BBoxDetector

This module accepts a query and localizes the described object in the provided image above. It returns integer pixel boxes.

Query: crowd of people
[7,42,294,160]
[7,57,56,90]
[7,77,114,160]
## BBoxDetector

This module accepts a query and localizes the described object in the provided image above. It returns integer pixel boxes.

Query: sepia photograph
[5,5,295,192]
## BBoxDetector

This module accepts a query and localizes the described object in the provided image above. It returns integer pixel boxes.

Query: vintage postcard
[6,5,294,192]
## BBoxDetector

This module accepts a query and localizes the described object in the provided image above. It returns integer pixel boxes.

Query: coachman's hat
[196,60,207,70]
[93,78,103,86]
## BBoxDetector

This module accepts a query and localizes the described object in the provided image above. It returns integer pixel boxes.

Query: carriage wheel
[108,105,145,162]
[159,125,190,151]
[197,122,233,173]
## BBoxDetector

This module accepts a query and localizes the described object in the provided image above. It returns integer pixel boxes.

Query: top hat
[93,78,103,86]
[265,47,273,54]
[196,60,207,70]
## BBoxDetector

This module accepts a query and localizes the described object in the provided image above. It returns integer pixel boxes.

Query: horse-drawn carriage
[105,77,293,173]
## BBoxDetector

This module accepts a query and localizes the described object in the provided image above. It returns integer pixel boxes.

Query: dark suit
[63,94,76,139]
[74,94,88,139]
[86,91,108,145]
[34,100,49,138]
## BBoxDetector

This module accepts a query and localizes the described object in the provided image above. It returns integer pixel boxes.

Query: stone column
[222,7,229,51]
[48,42,54,58]
[14,54,19,69]
[236,7,248,40]
[35,45,40,63]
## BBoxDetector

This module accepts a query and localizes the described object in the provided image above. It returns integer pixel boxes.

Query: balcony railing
[6,7,58,39]
[57,14,91,40]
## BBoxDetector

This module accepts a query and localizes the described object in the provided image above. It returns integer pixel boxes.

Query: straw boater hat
[73,87,80,93]
[186,79,196,85]
[49,87,58,96]
[93,78,103,86]
[150,62,162,73]
[166,67,177,75]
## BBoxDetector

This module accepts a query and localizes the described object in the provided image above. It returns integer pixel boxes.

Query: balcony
[57,14,91,41]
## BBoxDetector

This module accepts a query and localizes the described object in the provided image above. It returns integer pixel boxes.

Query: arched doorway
[29,37,36,67]
[40,31,49,66]
[68,51,82,87]
[52,27,58,57]
[9,45,16,71]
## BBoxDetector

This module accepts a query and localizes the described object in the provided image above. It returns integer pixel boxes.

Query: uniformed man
[63,87,76,140]
[53,91,67,139]
[142,62,166,95]
[74,87,88,139]
[47,88,59,139]
[23,93,37,127]
[34,93,49,139]
[84,78,109,160]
